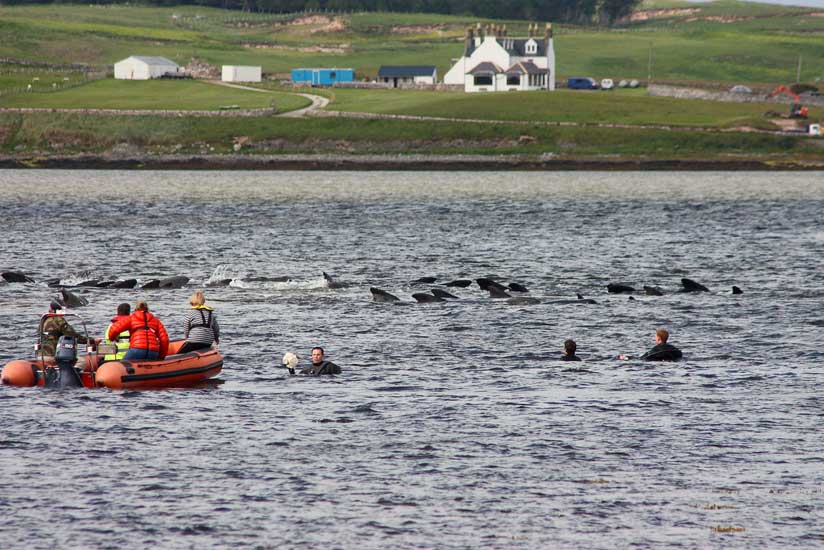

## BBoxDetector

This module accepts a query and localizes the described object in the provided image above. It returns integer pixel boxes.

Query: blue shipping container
[291,68,354,86]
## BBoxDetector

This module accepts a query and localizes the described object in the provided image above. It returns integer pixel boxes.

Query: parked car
[567,77,599,90]
[729,85,752,94]
[600,79,614,90]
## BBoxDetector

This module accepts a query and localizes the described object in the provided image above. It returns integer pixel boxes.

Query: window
[525,40,537,54]
[474,75,493,86]
[507,75,520,86]
[330,71,337,80]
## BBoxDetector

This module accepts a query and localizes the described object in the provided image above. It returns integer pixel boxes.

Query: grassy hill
[0,2,822,165]
[0,2,823,84]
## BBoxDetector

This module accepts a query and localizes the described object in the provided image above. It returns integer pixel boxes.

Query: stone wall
[648,84,824,107]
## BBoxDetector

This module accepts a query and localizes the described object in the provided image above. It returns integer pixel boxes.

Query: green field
[0,2,823,84]
[0,2,822,163]
[0,79,310,112]
[327,88,818,129]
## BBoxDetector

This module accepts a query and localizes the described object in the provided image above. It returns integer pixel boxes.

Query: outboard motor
[45,336,84,389]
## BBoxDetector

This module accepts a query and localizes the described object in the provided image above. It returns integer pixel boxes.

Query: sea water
[0,170,822,549]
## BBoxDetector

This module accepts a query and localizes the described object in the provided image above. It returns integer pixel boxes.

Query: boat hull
[2,341,222,390]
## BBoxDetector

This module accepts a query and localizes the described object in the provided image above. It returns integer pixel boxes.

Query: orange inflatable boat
[2,340,223,390]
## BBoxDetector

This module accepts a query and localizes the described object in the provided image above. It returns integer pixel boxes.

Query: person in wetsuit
[300,346,341,376]
[619,328,682,361]
[561,338,581,361]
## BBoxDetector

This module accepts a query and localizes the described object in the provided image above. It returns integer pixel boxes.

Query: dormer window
[525,39,537,54]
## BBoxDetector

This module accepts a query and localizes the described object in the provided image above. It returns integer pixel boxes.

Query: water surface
[1,171,822,549]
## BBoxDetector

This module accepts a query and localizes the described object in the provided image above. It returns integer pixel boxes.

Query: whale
[2,271,35,283]
[413,276,437,284]
[607,283,635,294]
[680,278,709,292]
[206,278,233,287]
[507,296,540,305]
[159,276,189,289]
[111,279,138,289]
[412,292,444,303]
[445,279,472,288]
[643,285,665,296]
[370,287,400,303]
[508,282,529,293]
[476,277,508,292]
[246,275,291,282]
[323,272,344,289]
[431,288,459,300]
[732,285,743,295]
[487,286,512,299]
[57,288,89,308]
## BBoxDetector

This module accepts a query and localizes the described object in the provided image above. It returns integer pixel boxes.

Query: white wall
[114,59,150,80]
[444,57,466,85]
[222,65,262,83]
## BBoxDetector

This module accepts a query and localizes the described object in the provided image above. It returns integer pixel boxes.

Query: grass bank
[0,111,816,160]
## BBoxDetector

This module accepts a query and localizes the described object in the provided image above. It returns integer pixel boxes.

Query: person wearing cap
[300,346,341,375]
[561,339,581,361]
[40,301,88,358]
[179,290,219,354]
[619,328,683,361]
[107,299,169,361]
[102,303,131,362]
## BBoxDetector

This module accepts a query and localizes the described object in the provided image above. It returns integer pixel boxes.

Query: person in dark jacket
[107,300,169,361]
[179,290,219,354]
[40,301,88,357]
[300,346,341,375]
[561,339,581,361]
[619,328,682,361]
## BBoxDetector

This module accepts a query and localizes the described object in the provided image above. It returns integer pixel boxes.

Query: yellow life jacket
[104,322,130,361]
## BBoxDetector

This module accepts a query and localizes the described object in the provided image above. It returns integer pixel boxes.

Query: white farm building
[444,23,556,93]
[114,56,180,80]
[221,65,262,83]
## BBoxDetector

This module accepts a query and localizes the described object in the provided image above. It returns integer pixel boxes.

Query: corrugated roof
[378,65,436,78]
[128,56,179,66]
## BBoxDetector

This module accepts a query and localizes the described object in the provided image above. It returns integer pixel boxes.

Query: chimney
[546,22,555,92]
[545,22,552,40]
[466,27,475,55]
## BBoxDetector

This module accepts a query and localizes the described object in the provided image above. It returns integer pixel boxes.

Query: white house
[114,56,180,80]
[222,65,262,83]
[377,66,438,88]
[443,23,556,93]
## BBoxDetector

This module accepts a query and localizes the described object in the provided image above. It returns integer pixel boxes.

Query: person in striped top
[179,290,220,355]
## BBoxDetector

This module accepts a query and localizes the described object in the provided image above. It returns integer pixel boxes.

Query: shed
[291,68,354,86]
[114,56,179,80]
[222,65,262,83]
[377,65,437,88]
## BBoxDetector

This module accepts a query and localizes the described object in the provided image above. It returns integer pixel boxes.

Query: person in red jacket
[107,299,169,361]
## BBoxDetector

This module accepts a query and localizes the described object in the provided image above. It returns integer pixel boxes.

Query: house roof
[465,37,547,57]
[127,56,179,67]
[506,61,545,75]
[468,61,503,75]
[378,65,436,78]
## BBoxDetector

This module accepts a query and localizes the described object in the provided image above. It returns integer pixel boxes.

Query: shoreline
[2,153,824,171]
